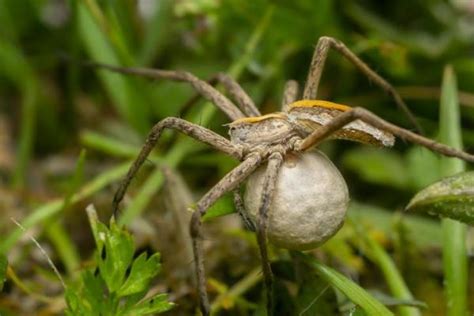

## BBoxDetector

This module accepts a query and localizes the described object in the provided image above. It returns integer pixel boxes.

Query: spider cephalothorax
[93,36,474,316]
[228,114,296,147]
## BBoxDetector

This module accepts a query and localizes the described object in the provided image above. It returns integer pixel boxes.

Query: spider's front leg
[281,80,300,112]
[304,36,423,133]
[295,107,474,163]
[87,62,260,120]
[206,73,261,117]
[112,117,242,216]
[86,62,245,120]
[178,72,261,118]
[190,154,262,315]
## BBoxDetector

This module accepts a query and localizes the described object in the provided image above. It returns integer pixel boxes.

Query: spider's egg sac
[243,151,349,250]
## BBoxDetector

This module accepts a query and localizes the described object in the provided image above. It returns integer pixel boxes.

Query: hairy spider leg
[303,36,423,134]
[86,61,246,120]
[233,189,256,231]
[179,72,261,118]
[295,107,474,163]
[288,99,395,147]
[281,80,300,112]
[112,117,242,216]
[255,152,284,315]
[190,154,262,315]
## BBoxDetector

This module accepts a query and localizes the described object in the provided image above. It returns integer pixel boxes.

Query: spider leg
[303,36,423,134]
[295,107,474,163]
[190,154,262,315]
[112,117,243,216]
[233,189,256,231]
[215,73,261,116]
[179,73,260,118]
[255,152,284,316]
[281,80,299,112]
[86,61,246,120]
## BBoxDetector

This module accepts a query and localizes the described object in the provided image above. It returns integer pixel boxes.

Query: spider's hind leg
[189,154,262,315]
[255,152,284,315]
[303,36,423,134]
[233,189,256,231]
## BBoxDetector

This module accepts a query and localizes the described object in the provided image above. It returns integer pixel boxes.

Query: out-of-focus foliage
[0,255,6,292]
[0,0,473,315]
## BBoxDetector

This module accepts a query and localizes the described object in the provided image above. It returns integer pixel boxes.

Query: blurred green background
[0,0,473,315]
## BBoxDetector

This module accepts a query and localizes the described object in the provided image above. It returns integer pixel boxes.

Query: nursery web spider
[93,37,474,315]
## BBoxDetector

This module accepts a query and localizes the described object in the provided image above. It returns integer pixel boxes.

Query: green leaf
[406,171,474,224]
[203,193,235,220]
[99,220,135,292]
[295,252,394,316]
[0,255,7,291]
[118,252,162,297]
[129,294,175,315]
[81,270,108,312]
[65,269,110,316]
[87,205,135,293]
[86,205,105,250]
[67,205,174,315]
[65,291,84,316]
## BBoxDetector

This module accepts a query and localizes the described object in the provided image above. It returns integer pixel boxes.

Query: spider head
[228,113,295,147]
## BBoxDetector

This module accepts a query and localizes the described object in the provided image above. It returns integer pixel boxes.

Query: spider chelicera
[91,37,474,316]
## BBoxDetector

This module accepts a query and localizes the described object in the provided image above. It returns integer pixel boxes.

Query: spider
[92,37,474,315]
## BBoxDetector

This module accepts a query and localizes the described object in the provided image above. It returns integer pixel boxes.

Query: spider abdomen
[244,151,349,250]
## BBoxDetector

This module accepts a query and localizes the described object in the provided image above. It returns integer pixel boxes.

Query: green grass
[1,1,473,315]
[439,66,468,316]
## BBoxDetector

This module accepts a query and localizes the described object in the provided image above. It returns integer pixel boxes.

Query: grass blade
[0,40,38,189]
[76,0,150,134]
[438,65,468,316]
[137,0,174,65]
[355,221,421,316]
[44,150,87,276]
[0,254,6,291]
[295,252,394,316]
